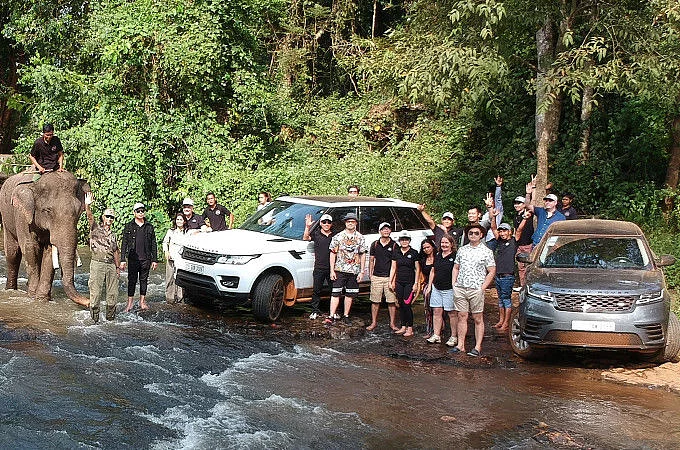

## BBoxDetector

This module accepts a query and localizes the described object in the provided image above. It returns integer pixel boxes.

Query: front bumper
[176,269,249,302]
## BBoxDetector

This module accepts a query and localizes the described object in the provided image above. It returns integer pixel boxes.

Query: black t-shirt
[371,239,396,277]
[494,237,517,274]
[203,204,231,231]
[186,213,206,230]
[310,228,334,270]
[514,212,534,246]
[31,136,63,171]
[392,247,419,284]
[134,223,149,260]
[432,225,464,249]
[433,251,456,291]
[420,254,434,282]
[560,206,577,220]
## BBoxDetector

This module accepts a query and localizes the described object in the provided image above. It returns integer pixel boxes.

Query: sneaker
[445,336,458,347]
[426,334,441,344]
[512,287,522,292]
[342,315,351,325]
[333,313,341,320]
[309,312,319,320]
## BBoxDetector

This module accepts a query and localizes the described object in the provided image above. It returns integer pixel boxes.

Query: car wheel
[252,273,285,322]
[509,307,542,360]
[661,313,680,362]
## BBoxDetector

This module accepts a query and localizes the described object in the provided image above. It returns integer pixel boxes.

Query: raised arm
[524,176,536,213]
[84,192,94,227]
[489,207,500,240]
[302,214,313,241]
[514,210,532,241]
[418,204,437,230]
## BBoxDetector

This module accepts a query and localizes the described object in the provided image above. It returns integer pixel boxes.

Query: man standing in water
[365,222,398,332]
[29,123,65,173]
[325,213,367,325]
[120,202,158,311]
[303,213,335,320]
[84,193,121,323]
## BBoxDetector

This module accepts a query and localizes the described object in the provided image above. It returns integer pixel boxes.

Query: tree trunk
[578,60,595,164]
[663,112,680,216]
[0,47,20,154]
[372,0,379,39]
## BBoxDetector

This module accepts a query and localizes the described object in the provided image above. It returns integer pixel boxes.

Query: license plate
[571,320,615,332]
[186,263,204,274]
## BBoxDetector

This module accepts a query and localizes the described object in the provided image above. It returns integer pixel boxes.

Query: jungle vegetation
[1,0,679,288]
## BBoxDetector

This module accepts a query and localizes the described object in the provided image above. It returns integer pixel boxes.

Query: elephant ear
[76,179,91,210]
[12,184,35,225]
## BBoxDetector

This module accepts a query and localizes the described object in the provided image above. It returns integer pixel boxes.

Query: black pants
[127,258,151,297]
[395,281,414,327]
[312,268,331,313]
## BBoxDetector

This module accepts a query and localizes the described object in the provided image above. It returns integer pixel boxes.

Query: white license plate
[186,263,204,274]
[571,320,615,332]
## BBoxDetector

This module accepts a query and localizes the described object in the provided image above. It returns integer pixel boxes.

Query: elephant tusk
[52,245,60,269]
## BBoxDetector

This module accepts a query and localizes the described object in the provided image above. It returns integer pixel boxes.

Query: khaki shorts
[453,286,485,313]
[370,275,396,303]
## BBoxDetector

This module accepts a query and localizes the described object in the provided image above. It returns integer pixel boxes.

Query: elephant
[0,171,91,306]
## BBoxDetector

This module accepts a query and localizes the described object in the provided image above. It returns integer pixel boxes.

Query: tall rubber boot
[106,305,116,321]
[91,307,100,324]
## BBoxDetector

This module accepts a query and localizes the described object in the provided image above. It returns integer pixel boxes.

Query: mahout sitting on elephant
[0,170,90,306]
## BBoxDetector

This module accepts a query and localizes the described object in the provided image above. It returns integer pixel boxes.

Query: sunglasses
[104,215,115,219]
[320,220,332,224]
[135,209,145,213]
[468,230,481,236]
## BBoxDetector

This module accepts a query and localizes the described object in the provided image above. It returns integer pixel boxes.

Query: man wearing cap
[84,193,120,323]
[524,178,566,246]
[203,192,234,231]
[303,213,336,320]
[182,197,207,233]
[365,222,398,331]
[450,223,496,357]
[120,202,159,311]
[419,205,464,249]
[512,196,534,288]
[326,212,367,325]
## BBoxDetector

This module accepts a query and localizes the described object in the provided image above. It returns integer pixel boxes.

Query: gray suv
[511,219,679,362]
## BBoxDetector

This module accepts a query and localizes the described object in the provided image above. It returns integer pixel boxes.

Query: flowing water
[1,249,680,449]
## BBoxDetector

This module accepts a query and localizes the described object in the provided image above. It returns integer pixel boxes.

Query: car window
[325,207,358,235]
[393,207,429,231]
[359,206,396,234]
[538,236,650,269]
[241,201,325,239]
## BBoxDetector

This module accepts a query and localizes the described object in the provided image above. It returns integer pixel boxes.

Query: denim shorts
[495,274,515,309]
[429,286,455,311]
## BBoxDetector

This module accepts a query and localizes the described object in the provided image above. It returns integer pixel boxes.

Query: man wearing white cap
[182,197,207,233]
[524,176,566,246]
[84,193,120,323]
[120,202,158,311]
[303,213,336,319]
[418,205,464,249]
[366,221,398,331]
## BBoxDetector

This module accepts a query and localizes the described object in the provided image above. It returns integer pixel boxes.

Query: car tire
[662,313,680,362]
[252,273,285,322]
[509,307,542,360]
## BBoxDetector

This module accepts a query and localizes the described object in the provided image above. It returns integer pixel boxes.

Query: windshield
[538,236,651,269]
[241,200,326,239]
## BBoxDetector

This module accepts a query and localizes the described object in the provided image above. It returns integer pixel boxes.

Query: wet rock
[602,361,680,393]
[440,415,456,422]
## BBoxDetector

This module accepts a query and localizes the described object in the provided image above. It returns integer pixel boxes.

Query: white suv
[174,196,433,321]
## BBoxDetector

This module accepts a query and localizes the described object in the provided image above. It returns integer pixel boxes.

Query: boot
[106,305,116,321]
[90,307,100,324]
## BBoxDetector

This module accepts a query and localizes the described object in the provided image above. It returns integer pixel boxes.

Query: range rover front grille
[554,293,636,313]
[182,248,218,265]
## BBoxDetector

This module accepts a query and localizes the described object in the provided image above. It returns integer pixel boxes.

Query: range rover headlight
[637,290,663,305]
[527,286,554,303]
[215,254,261,265]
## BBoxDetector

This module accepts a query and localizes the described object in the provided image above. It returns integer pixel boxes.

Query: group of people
[303,179,576,357]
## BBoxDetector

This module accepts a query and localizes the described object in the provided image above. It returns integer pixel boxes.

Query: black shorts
[331,271,359,299]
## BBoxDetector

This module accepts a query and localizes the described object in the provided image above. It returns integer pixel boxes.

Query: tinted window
[538,237,650,269]
[241,201,325,239]
[393,207,429,231]
[359,206,396,234]
[325,207,358,235]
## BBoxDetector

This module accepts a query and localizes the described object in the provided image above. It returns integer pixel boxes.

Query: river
[0,249,679,449]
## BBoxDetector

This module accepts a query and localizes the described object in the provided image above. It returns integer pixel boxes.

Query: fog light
[220,276,239,288]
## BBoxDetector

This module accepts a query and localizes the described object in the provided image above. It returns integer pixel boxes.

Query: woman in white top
[162,213,187,303]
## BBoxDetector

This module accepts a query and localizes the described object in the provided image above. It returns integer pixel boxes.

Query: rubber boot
[106,305,116,321]
[90,307,100,324]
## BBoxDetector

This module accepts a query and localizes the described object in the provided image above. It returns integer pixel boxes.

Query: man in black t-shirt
[559,192,578,220]
[303,213,335,319]
[418,206,464,249]
[203,192,234,231]
[366,222,398,331]
[182,198,207,233]
[30,123,65,173]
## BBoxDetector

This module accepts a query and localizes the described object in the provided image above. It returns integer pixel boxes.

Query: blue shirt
[532,207,566,245]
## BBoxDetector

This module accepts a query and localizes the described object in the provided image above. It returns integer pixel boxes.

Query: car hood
[528,268,664,293]
[182,229,307,255]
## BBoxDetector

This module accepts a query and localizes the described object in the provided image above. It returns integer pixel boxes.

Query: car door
[392,206,434,253]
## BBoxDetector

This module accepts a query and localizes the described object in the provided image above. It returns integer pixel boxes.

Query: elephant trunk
[56,244,90,308]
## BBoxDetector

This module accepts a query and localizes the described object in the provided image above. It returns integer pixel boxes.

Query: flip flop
[467,349,481,357]
[449,347,463,354]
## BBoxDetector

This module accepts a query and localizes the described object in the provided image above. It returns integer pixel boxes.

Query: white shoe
[445,336,458,347]
[426,334,441,344]
[333,313,341,320]
[309,312,318,320]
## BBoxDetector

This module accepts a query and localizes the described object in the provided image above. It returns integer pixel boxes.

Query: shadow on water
[0,246,679,448]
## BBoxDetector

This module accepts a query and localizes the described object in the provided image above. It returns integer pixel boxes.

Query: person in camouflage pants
[85,193,121,323]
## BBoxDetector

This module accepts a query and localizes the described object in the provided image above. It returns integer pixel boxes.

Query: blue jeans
[495,274,514,309]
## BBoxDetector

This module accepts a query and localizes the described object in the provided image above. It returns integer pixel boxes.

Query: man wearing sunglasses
[303,213,336,320]
[84,193,121,323]
[524,177,566,246]
[120,202,159,312]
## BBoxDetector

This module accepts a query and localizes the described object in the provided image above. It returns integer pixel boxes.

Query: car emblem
[582,302,590,313]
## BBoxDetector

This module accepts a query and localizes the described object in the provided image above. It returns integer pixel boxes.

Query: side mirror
[656,254,676,267]
[516,252,533,264]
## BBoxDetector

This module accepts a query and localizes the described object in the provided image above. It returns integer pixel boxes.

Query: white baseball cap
[320,214,333,222]
[514,196,526,203]
[133,202,145,211]
[182,197,194,206]
[379,222,392,230]
[442,212,454,220]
